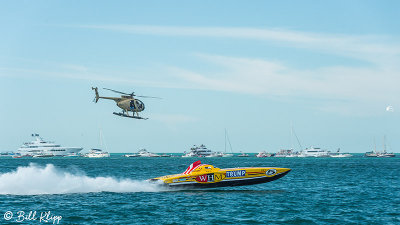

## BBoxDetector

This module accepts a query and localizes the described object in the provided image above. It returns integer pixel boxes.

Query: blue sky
[1,1,399,153]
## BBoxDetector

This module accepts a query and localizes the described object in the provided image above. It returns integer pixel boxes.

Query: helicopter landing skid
[113,112,148,120]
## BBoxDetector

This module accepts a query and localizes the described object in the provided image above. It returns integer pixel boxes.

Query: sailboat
[85,130,110,158]
[275,124,301,157]
[365,136,395,157]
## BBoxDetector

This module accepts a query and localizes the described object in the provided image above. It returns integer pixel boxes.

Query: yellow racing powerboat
[150,161,291,188]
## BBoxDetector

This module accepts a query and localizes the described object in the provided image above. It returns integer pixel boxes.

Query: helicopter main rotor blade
[103,88,132,96]
[136,95,162,99]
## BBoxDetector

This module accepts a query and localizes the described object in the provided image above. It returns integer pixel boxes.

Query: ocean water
[0,156,399,224]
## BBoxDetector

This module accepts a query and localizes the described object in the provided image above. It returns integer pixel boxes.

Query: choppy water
[0,156,399,224]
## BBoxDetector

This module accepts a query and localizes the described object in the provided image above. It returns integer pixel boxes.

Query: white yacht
[17,134,83,156]
[298,147,330,157]
[182,144,214,157]
[85,149,110,158]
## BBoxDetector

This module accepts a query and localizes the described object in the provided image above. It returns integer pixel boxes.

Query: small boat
[150,160,291,188]
[85,149,110,158]
[330,148,352,158]
[237,151,249,157]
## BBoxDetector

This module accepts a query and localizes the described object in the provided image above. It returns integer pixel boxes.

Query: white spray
[0,163,165,195]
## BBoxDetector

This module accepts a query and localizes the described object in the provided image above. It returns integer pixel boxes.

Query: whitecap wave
[0,163,164,195]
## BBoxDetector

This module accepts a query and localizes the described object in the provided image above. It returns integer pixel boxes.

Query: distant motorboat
[256,151,274,158]
[330,148,352,158]
[330,153,353,158]
[137,149,160,157]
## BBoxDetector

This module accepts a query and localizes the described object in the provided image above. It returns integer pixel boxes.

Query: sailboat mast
[224,129,234,153]
[290,122,294,150]
[292,125,303,151]
[100,129,103,149]
[224,129,227,153]
[383,135,386,153]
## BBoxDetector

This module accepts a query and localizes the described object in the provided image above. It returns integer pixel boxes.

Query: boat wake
[0,163,165,195]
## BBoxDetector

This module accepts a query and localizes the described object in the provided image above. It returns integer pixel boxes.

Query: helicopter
[92,87,160,120]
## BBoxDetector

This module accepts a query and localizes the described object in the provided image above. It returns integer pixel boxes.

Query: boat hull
[161,170,290,189]
[150,162,291,189]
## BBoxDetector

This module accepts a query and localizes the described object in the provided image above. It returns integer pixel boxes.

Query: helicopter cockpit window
[136,100,145,110]
[130,100,135,109]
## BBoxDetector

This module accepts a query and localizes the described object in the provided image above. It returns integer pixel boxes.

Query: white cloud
[162,53,400,115]
[77,24,400,64]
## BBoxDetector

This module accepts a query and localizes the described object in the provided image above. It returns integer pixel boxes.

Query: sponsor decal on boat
[196,174,214,182]
[266,169,277,176]
[173,178,188,183]
[226,170,246,178]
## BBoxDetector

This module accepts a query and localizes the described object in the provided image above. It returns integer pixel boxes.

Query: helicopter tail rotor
[92,87,100,103]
